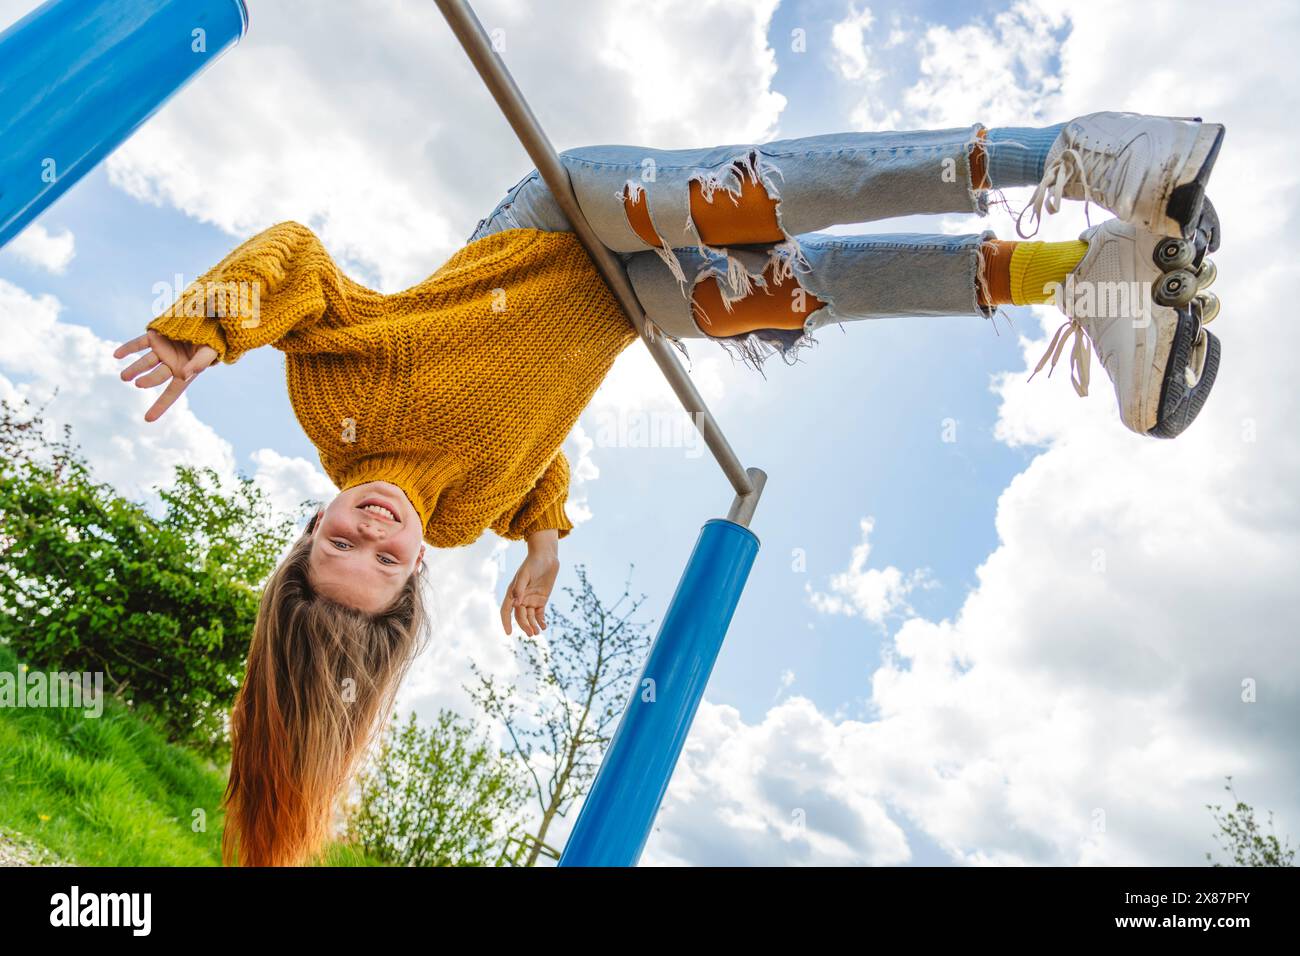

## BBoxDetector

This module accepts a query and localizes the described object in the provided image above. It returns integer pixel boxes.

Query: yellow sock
[1009,239,1088,305]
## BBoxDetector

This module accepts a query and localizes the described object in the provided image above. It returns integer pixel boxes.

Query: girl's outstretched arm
[144,221,341,364]
[116,221,350,421]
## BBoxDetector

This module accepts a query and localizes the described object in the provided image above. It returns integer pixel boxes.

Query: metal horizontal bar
[433,0,762,514]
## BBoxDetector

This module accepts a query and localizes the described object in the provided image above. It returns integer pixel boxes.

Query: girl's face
[307,481,425,613]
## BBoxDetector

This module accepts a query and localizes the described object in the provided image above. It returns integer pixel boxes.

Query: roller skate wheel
[1194,257,1217,290]
[1195,290,1220,325]
[1153,236,1195,272]
[1154,269,1198,307]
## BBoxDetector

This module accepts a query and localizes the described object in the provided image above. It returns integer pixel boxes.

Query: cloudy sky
[1,0,1296,866]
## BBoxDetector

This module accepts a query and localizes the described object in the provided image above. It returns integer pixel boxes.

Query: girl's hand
[114,330,219,422]
[500,532,560,637]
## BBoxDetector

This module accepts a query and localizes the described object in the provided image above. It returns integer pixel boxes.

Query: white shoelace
[1031,313,1092,397]
[1016,145,1117,239]
[1018,143,1113,393]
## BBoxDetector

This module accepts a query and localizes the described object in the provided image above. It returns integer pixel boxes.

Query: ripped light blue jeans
[468,126,1012,370]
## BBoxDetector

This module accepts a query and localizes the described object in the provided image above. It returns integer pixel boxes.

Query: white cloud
[903,2,1068,128]
[1,223,76,274]
[642,697,912,866]
[830,4,904,130]
[807,516,933,625]
[830,0,1068,133]
[594,0,785,146]
[247,447,338,517]
[831,5,879,81]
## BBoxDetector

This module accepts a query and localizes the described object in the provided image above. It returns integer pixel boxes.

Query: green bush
[0,397,299,756]
[346,710,526,866]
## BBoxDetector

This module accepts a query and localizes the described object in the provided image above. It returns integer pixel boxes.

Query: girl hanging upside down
[113,111,1224,866]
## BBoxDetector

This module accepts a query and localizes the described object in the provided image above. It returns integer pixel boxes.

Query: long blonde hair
[222,514,427,866]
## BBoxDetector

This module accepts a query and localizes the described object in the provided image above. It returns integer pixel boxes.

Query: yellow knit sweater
[147,221,638,547]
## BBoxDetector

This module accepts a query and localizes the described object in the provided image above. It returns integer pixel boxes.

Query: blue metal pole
[0,0,250,249]
[559,518,760,867]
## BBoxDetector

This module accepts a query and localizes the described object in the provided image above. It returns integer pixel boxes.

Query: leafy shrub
[346,710,526,866]
[0,397,299,755]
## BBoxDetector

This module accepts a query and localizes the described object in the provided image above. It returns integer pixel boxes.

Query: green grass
[0,642,383,866]
[0,641,227,865]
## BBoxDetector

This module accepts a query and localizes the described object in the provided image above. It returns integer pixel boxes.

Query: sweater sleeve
[492,451,575,542]
[146,221,339,364]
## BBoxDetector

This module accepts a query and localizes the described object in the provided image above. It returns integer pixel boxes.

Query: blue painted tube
[0,0,249,248]
[559,517,760,867]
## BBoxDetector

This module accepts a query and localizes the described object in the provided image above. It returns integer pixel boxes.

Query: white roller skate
[1035,216,1220,438]
[1020,111,1225,242]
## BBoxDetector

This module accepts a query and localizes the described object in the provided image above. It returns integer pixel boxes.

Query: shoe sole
[1165,123,1225,241]
[1147,314,1220,439]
